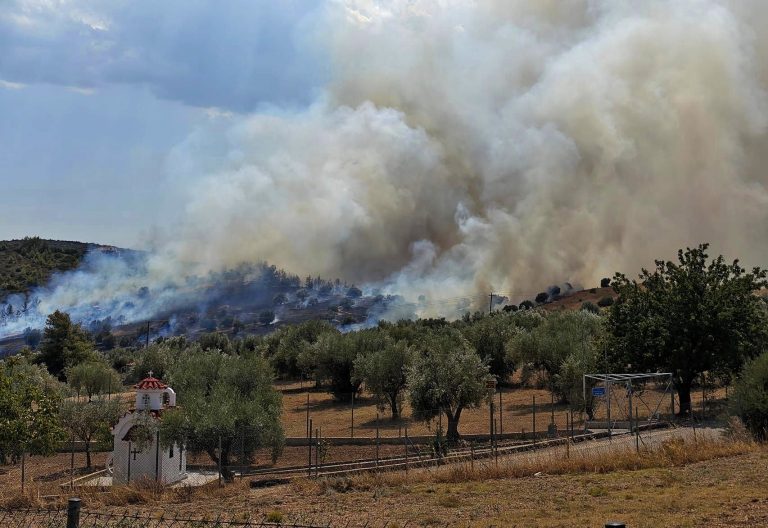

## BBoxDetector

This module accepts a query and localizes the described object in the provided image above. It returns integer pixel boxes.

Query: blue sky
[0,0,327,247]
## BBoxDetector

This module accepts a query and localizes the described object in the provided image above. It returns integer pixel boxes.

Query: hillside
[542,286,617,311]
[0,237,120,299]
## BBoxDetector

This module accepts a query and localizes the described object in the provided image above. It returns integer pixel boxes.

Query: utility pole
[145,321,150,348]
[489,293,494,314]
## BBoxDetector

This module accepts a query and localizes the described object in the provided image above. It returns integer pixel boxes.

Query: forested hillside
[0,237,97,298]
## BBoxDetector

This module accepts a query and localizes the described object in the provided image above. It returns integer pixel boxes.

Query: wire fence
[0,383,725,497]
[0,500,462,528]
[0,502,331,528]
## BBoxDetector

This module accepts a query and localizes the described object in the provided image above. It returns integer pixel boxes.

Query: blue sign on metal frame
[592,386,606,397]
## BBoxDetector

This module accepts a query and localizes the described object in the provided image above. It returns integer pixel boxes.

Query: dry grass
[35,436,764,527]
[301,435,758,493]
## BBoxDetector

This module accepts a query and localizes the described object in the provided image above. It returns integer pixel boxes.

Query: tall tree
[37,310,95,378]
[607,244,768,415]
[159,350,284,481]
[59,397,122,468]
[407,328,493,440]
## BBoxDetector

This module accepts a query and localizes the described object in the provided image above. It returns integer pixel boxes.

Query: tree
[601,278,611,288]
[347,286,363,298]
[535,292,549,304]
[407,328,493,440]
[159,350,284,481]
[267,320,336,379]
[506,310,604,406]
[126,343,177,383]
[37,310,96,378]
[66,361,122,401]
[730,352,768,440]
[519,300,535,310]
[23,327,42,349]
[259,310,275,325]
[59,397,122,468]
[353,337,413,419]
[0,360,66,463]
[300,329,381,399]
[581,301,600,314]
[458,313,518,382]
[608,244,768,415]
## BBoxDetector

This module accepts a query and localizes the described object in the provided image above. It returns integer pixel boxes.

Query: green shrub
[730,352,768,441]
[581,301,600,314]
[597,296,614,307]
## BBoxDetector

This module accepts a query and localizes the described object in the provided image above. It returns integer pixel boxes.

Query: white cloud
[0,79,26,90]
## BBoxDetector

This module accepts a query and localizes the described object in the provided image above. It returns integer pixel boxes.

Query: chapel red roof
[134,376,168,390]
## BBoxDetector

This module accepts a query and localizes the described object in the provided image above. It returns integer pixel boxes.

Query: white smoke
[5,0,768,334]
[166,0,768,313]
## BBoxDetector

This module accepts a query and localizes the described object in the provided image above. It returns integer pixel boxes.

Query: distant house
[109,374,186,484]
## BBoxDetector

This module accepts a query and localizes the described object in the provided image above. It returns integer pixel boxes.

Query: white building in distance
[109,373,186,485]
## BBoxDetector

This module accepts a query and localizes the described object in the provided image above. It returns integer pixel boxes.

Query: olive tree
[59,397,123,468]
[507,310,603,403]
[407,328,493,440]
[66,361,122,401]
[457,313,518,383]
[159,350,284,481]
[0,359,66,463]
[353,337,413,419]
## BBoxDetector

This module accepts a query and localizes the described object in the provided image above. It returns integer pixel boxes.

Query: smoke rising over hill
[4,0,768,333]
[168,0,768,306]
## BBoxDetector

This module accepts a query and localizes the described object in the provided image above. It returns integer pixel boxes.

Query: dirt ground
[276,381,722,439]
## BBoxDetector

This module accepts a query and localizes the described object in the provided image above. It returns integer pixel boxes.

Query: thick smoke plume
[5,0,768,333]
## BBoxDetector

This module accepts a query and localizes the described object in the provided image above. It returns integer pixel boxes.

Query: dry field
[4,435,765,527]
[0,382,724,500]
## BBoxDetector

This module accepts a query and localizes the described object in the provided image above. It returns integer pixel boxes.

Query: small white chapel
[109,373,187,484]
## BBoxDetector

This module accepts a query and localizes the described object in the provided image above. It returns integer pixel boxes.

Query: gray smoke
[5,0,768,334]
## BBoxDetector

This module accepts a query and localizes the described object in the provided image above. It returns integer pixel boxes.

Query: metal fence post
[217,434,222,487]
[375,413,380,471]
[404,426,409,476]
[307,420,313,477]
[498,390,503,435]
[155,431,161,482]
[532,396,536,449]
[70,432,76,490]
[66,498,81,528]
[314,428,319,477]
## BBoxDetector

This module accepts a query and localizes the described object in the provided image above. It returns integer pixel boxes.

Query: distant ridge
[0,237,126,300]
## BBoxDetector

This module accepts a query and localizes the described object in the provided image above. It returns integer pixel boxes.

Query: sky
[0,0,327,248]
